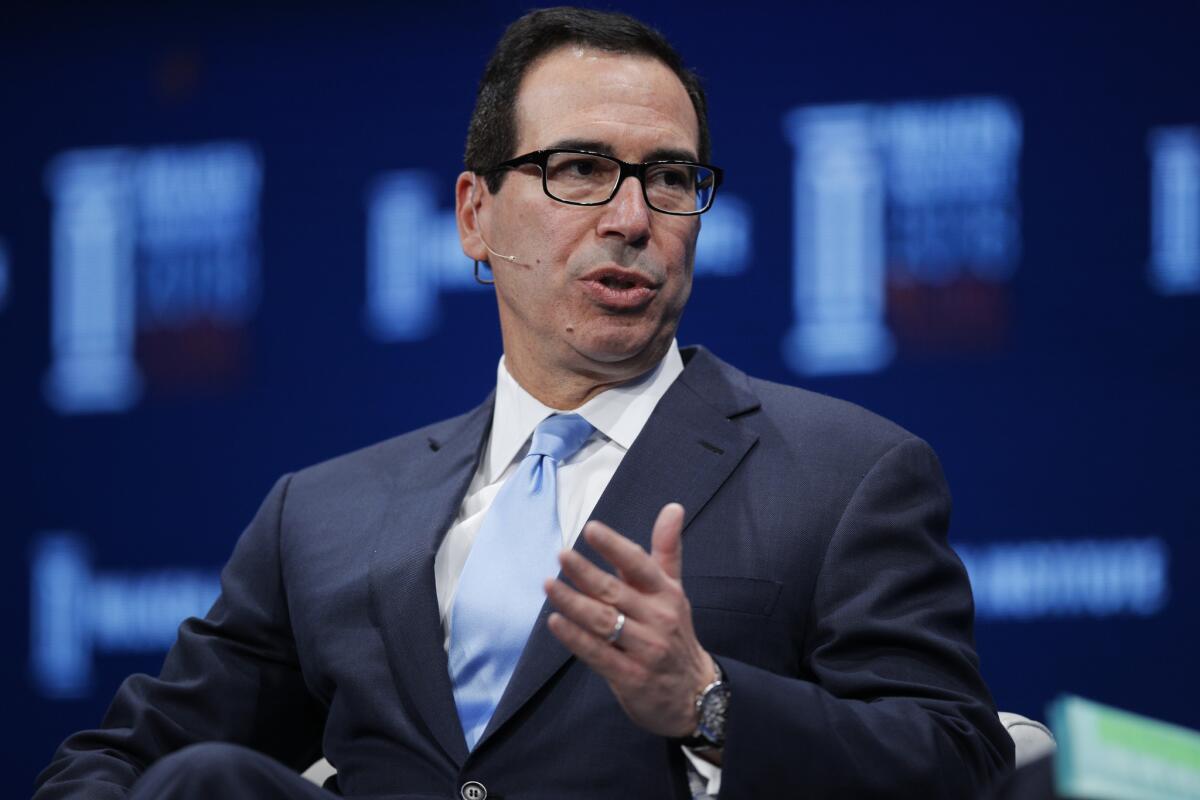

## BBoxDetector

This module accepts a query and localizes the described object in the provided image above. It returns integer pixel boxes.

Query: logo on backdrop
[42,142,263,415]
[782,97,1023,376]
[363,171,753,342]
[28,532,221,698]
[957,537,1169,621]
[1148,125,1200,295]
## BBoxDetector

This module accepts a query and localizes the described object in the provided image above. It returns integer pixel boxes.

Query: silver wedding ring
[606,611,626,644]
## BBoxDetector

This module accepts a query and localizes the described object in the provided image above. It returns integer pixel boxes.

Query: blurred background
[4,0,1198,789]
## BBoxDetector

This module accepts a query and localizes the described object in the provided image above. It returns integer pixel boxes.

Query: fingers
[543,577,623,640]
[544,578,651,656]
[557,502,688,617]
[557,548,651,621]
[546,610,644,685]
[582,520,668,593]
[650,503,685,581]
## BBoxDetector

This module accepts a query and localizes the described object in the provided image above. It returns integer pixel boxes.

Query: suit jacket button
[461,780,487,800]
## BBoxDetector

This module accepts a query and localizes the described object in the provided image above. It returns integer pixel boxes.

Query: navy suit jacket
[35,347,1013,799]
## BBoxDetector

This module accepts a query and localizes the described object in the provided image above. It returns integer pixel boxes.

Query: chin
[570,326,672,371]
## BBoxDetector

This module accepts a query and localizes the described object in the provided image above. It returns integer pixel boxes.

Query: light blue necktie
[448,412,595,750]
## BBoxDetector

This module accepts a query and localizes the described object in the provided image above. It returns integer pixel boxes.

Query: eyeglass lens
[543,152,715,213]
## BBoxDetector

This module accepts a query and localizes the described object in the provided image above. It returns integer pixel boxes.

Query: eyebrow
[546,138,700,163]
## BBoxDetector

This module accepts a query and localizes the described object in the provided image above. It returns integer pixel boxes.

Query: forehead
[513,46,700,160]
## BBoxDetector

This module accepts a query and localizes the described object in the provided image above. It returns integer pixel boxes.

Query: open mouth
[582,266,657,290]
[580,267,659,309]
[599,275,641,291]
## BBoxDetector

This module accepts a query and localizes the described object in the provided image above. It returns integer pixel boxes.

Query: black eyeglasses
[480,148,723,215]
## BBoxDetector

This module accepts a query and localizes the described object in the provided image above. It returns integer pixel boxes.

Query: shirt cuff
[682,745,722,797]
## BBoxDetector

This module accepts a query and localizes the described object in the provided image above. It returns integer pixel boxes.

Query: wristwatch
[678,660,730,751]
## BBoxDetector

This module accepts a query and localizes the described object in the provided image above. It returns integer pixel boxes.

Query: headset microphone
[470,175,525,266]
[480,237,522,265]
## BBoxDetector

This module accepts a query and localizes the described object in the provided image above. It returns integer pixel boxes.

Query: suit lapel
[368,397,493,767]
[478,348,761,747]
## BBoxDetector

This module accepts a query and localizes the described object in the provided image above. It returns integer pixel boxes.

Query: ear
[455,171,490,262]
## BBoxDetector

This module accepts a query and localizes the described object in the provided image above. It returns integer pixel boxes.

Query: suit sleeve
[716,437,1014,799]
[33,475,327,800]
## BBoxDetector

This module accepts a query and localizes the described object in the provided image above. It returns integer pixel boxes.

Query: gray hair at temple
[464,6,712,193]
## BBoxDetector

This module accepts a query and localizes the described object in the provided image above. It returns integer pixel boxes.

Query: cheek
[534,207,592,255]
[668,230,698,294]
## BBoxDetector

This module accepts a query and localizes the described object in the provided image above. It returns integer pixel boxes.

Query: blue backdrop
[5,1,1199,790]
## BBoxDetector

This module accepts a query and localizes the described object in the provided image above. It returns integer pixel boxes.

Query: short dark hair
[465,6,711,193]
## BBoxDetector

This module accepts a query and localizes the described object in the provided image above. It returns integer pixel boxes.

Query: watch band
[677,660,728,750]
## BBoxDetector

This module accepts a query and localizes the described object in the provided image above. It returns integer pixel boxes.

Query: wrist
[676,656,729,751]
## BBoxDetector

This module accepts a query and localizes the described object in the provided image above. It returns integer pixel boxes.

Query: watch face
[699,682,731,744]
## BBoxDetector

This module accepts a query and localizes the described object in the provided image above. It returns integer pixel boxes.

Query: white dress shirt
[432,341,721,796]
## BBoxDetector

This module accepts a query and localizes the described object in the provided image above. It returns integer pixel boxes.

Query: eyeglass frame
[477,148,724,216]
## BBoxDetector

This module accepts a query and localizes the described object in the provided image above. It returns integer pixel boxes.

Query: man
[35,7,1013,799]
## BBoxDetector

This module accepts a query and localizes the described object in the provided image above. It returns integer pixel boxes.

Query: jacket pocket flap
[685,575,782,616]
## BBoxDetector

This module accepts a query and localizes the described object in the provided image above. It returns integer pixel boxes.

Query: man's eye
[650,167,691,188]
[555,158,598,178]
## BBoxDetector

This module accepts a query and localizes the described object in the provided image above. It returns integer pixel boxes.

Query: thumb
[650,502,685,581]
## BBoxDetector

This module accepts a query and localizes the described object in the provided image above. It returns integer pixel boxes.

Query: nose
[596,175,652,246]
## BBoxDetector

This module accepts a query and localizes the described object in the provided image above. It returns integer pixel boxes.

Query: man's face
[459,46,701,395]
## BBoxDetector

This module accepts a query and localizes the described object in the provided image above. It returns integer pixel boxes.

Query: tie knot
[528,413,594,462]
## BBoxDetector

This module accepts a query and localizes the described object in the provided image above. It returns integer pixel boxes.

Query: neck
[502,342,670,410]
[504,357,631,410]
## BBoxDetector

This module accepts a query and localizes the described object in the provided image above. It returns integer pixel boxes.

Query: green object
[1050,694,1200,799]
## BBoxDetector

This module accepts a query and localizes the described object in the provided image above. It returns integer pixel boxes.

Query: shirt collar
[485,341,684,482]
